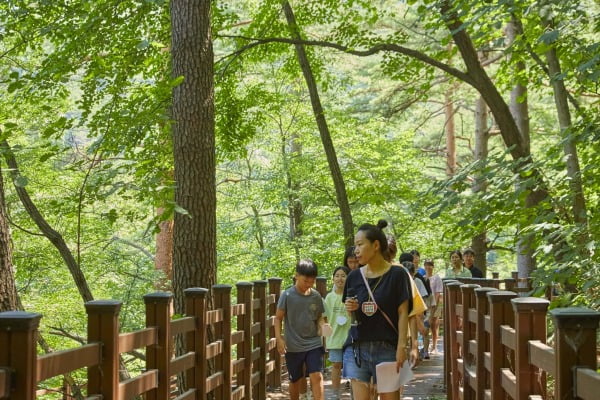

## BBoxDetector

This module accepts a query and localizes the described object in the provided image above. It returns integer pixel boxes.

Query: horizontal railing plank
[206,309,223,325]
[119,327,157,353]
[206,371,224,393]
[171,316,196,336]
[500,325,515,351]
[173,388,196,400]
[206,340,223,359]
[170,352,195,376]
[231,304,245,317]
[118,370,158,399]
[528,340,555,376]
[231,330,244,345]
[501,368,516,400]
[37,343,101,382]
[575,367,600,400]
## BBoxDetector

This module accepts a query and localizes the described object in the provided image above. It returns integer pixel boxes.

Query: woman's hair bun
[376,219,388,230]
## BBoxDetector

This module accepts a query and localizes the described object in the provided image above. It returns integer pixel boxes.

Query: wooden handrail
[118,327,157,353]
[0,278,286,400]
[443,276,600,400]
[36,343,101,382]
[574,367,600,400]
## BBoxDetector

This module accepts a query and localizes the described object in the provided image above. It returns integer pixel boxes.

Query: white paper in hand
[375,361,414,393]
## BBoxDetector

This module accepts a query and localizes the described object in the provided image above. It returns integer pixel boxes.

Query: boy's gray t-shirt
[277,286,325,352]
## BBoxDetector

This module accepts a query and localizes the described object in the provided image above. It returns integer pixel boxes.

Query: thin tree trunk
[282,1,354,247]
[445,88,457,177]
[544,23,588,231]
[0,166,18,311]
[471,52,489,274]
[1,139,94,303]
[171,0,216,315]
[281,128,303,261]
[506,18,537,278]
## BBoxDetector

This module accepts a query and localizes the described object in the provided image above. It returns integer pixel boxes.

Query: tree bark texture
[282,1,354,247]
[544,36,588,230]
[471,78,489,274]
[0,167,18,311]
[171,0,216,314]
[444,80,457,177]
[154,208,173,290]
[1,140,94,303]
[506,19,537,278]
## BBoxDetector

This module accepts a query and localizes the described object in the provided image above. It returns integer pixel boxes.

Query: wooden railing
[443,276,600,400]
[0,277,324,400]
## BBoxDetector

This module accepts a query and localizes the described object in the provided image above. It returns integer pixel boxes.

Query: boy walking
[275,259,329,400]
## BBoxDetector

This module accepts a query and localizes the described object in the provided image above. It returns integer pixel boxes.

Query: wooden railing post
[185,288,209,399]
[512,297,549,400]
[316,276,327,298]
[492,272,499,279]
[474,287,497,400]
[445,281,463,400]
[504,275,517,292]
[214,284,232,400]
[144,292,173,400]
[267,278,283,391]
[487,291,516,400]
[461,283,480,400]
[236,282,254,400]
[86,300,122,400]
[442,278,458,392]
[253,280,268,399]
[0,311,41,400]
[550,307,600,400]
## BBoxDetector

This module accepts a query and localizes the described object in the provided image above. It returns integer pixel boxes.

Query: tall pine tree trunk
[171,0,216,314]
[282,1,354,246]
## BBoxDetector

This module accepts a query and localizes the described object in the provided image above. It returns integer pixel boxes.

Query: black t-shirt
[469,266,483,278]
[343,265,412,345]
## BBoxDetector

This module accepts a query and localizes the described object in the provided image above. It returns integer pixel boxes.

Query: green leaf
[174,204,190,217]
[538,30,559,45]
[14,175,29,187]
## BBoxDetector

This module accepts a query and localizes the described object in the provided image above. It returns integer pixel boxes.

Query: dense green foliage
[0,0,599,364]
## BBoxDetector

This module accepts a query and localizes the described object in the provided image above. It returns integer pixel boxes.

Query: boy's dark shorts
[285,347,324,383]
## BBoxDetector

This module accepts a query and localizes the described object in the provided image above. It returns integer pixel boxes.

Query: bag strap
[360,267,398,334]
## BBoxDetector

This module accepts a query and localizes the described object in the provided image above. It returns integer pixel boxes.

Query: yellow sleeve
[409,278,427,317]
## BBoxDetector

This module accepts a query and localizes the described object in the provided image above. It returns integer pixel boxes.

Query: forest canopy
[0,0,599,350]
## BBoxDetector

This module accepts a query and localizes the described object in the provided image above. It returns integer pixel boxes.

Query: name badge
[336,315,348,325]
[362,301,378,316]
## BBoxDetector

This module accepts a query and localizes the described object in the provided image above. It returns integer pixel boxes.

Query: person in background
[410,249,426,277]
[463,248,484,278]
[445,250,471,279]
[324,266,352,399]
[343,220,412,400]
[424,259,443,355]
[402,260,429,362]
[344,246,360,270]
[275,259,329,400]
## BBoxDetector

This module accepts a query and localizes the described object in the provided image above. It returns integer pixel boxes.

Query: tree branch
[216,34,475,86]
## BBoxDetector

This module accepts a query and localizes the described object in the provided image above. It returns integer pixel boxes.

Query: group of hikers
[274,220,485,400]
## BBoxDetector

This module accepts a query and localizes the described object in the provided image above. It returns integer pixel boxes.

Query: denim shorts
[328,348,343,363]
[285,347,324,383]
[342,340,396,383]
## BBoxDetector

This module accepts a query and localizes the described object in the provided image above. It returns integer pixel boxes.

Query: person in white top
[424,260,443,354]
